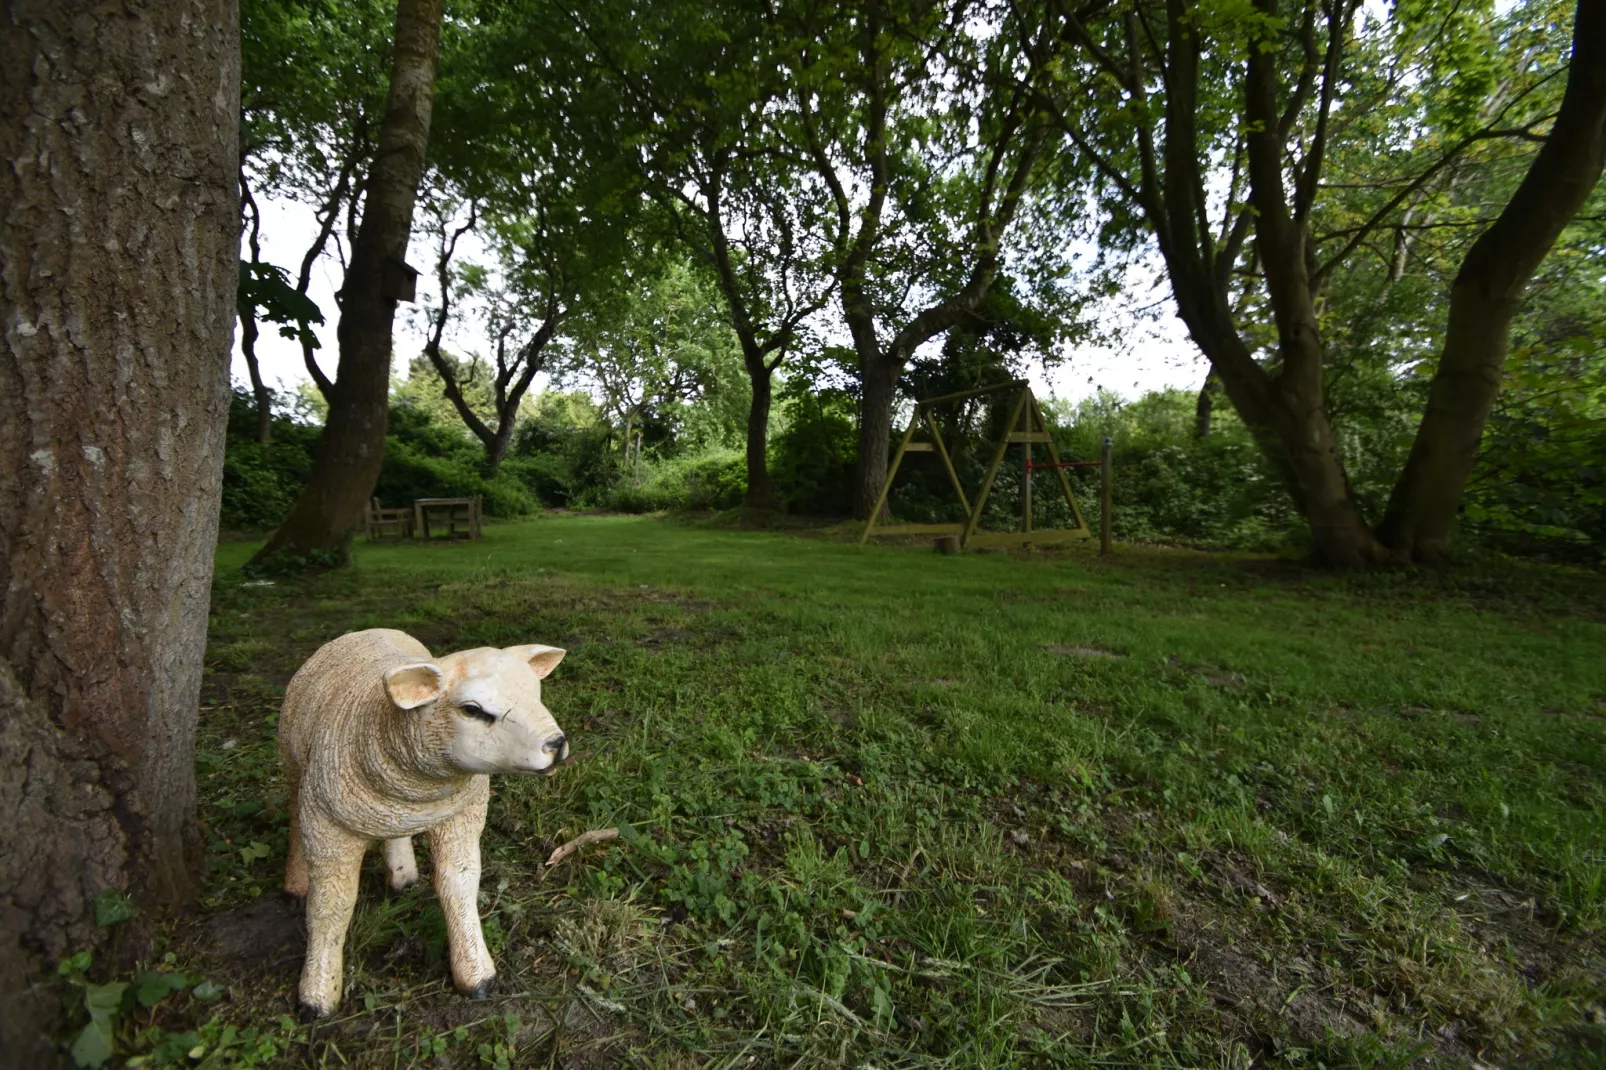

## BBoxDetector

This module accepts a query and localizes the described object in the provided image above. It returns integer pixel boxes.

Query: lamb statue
[278,628,569,1018]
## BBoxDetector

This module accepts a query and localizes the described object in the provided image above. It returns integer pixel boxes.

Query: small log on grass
[545,827,619,867]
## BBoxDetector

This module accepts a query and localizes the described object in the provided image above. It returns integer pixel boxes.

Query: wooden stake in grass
[546,827,620,867]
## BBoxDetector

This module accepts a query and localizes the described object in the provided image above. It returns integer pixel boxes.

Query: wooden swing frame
[859,380,1093,550]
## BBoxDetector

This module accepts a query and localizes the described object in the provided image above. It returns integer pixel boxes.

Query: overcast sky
[234,192,1207,409]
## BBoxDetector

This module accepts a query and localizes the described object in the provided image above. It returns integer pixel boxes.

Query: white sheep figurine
[278,628,569,1018]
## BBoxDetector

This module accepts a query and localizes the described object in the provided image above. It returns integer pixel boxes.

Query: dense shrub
[372,439,538,519]
[770,388,858,515]
[1458,328,1606,564]
[603,449,746,513]
[219,392,539,531]
[510,410,618,507]
[219,393,319,531]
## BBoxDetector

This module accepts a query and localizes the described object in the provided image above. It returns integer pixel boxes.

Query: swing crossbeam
[860,381,1093,551]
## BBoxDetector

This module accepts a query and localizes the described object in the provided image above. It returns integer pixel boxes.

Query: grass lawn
[89,516,1606,1067]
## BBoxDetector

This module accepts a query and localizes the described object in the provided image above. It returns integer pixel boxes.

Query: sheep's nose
[543,734,568,761]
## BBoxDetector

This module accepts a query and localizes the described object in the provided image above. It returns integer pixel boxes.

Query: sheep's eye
[460,701,496,724]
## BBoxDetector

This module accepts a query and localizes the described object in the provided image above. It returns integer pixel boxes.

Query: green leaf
[83,981,128,1018]
[70,1019,115,1069]
[192,980,225,1001]
[93,889,137,927]
[58,950,93,977]
[72,982,127,1068]
[135,971,189,1007]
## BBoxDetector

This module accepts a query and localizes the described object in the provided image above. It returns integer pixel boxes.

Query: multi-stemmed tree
[1031,0,1605,564]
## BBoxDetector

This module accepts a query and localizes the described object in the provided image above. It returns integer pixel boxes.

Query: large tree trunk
[485,422,515,476]
[743,356,776,510]
[250,0,442,567]
[0,1,239,1059]
[1171,276,1388,567]
[1378,0,1606,562]
[853,353,900,521]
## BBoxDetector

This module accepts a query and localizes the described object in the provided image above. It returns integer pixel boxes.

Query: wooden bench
[365,497,413,541]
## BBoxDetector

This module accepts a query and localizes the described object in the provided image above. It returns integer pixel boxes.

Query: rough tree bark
[0,1,239,1060]
[250,0,442,566]
[1378,0,1606,561]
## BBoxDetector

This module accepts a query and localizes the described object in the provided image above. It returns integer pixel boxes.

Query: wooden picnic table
[413,496,482,540]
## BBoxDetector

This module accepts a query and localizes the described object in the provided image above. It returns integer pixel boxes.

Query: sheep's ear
[384,663,446,709]
[506,644,566,679]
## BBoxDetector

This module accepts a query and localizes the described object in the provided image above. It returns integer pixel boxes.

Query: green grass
[76,516,1606,1067]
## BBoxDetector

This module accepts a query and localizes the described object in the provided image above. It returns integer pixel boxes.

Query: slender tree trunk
[240,174,273,442]
[1265,366,1381,567]
[743,356,776,510]
[240,309,274,443]
[1378,0,1606,562]
[250,0,442,567]
[0,2,238,1059]
[1193,374,1215,440]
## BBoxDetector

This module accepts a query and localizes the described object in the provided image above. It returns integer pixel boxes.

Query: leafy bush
[1459,325,1606,564]
[770,387,858,516]
[219,393,318,531]
[373,438,538,519]
[218,391,539,531]
[510,408,618,507]
[602,449,746,513]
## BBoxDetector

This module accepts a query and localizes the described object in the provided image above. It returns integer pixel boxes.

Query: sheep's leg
[284,770,309,899]
[383,836,419,891]
[297,823,367,1018]
[428,784,495,997]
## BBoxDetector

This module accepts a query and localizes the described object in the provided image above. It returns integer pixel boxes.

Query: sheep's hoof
[462,974,497,1001]
[296,1000,332,1023]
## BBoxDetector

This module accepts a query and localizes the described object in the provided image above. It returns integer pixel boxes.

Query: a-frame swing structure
[860,380,1094,550]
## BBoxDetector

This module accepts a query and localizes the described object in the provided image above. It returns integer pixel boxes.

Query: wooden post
[1022,405,1033,535]
[961,389,1030,548]
[1100,436,1113,555]
[860,406,925,544]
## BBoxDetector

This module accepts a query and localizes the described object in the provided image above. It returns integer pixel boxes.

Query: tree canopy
[233,0,1606,565]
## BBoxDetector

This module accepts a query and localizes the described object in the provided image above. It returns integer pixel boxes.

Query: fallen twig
[545,827,620,867]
